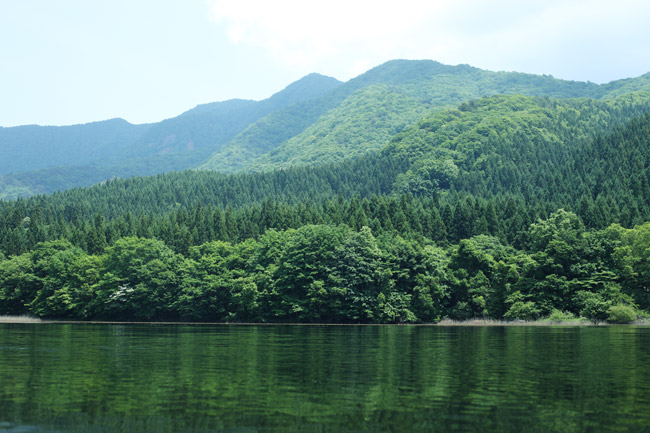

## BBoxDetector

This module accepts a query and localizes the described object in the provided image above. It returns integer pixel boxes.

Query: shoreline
[2,315,649,326]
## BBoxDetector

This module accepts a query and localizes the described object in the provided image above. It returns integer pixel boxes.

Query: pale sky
[1,0,649,127]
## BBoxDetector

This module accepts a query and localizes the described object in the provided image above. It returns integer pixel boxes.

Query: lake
[1,324,649,432]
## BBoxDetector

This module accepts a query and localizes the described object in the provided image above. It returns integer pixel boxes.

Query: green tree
[92,237,182,320]
[329,226,391,322]
[273,225,348,321]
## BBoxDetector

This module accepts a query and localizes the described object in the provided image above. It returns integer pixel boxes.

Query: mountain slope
[200,60,650,174]
[3,92,650,236]
[122,73,342,162]
[4,60,650,200]
[246,84,428,170]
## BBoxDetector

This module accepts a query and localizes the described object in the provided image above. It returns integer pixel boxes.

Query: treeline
[0,210,645,323]
[3,189,650,260]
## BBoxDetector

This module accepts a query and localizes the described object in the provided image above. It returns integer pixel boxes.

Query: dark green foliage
[4,87,650,321]
[503,299,542,321]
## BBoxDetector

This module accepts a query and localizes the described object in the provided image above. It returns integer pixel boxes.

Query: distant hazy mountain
[0,73,341,198]
[122,73,343,163]
[0,119,150,175]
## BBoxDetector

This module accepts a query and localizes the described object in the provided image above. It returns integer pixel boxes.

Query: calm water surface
[1,324,649,432]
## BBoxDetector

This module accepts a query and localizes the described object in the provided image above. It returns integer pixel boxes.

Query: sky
[1,0,649,127]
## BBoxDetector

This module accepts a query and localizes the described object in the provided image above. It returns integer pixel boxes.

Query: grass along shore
[1,316,649,326]
[0,315,46,323]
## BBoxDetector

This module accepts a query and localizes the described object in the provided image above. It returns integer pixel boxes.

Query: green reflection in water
[1,324,650,432]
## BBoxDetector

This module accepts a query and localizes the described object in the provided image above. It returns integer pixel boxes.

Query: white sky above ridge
[1,0,649,127]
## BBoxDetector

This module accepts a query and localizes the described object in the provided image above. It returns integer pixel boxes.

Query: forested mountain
[2,92,650,245]
[0,73,341,199]
[199,60,650,173]
[245,84,428,171]
[4,60,650,200]
[3,90,650,323]
[122,73,342,162]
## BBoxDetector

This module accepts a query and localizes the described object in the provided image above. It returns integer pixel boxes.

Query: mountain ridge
[2,60,650,199]
[198,59,650,174]
[0,72,342,198]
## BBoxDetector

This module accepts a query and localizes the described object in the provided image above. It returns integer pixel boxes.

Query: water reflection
[1,324,650,432]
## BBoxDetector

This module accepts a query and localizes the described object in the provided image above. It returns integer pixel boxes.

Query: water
[1,324,649,433]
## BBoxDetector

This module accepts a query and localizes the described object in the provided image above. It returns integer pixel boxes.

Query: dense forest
[0,210,647,324]
[2,85,650,322]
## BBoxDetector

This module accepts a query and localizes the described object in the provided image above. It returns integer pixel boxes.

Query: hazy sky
[2,0,649,127]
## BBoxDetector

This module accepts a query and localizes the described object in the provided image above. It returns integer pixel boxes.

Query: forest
[0,210,647,324]
[2,89,650,323]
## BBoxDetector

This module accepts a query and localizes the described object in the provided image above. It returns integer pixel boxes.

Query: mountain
[4,59,650,201]
[199,60,650,173]
[0,73,341,198]
[122,73,342,162]
[204,83,428,172]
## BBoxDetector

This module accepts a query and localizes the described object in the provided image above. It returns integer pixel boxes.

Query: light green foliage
[380,235,451,322]
[328,226,391,322]
[528,209,586,255]
[247,85,428,171]
[607,304,637,323]
[547,309,577,322]
[0,241,100,318]
[92,237,183,320]
[575,291,610,323]
[3,215,650,323]
[0,252,38,315]
[394,156,459,196]
[175,240,250,321]
[504,292,541,320]
[606,222,650,309]
[29,240,91,318]
[448,235,517,319]
[273,225,349,321]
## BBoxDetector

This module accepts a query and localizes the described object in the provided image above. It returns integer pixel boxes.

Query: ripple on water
[1,324,650,433]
